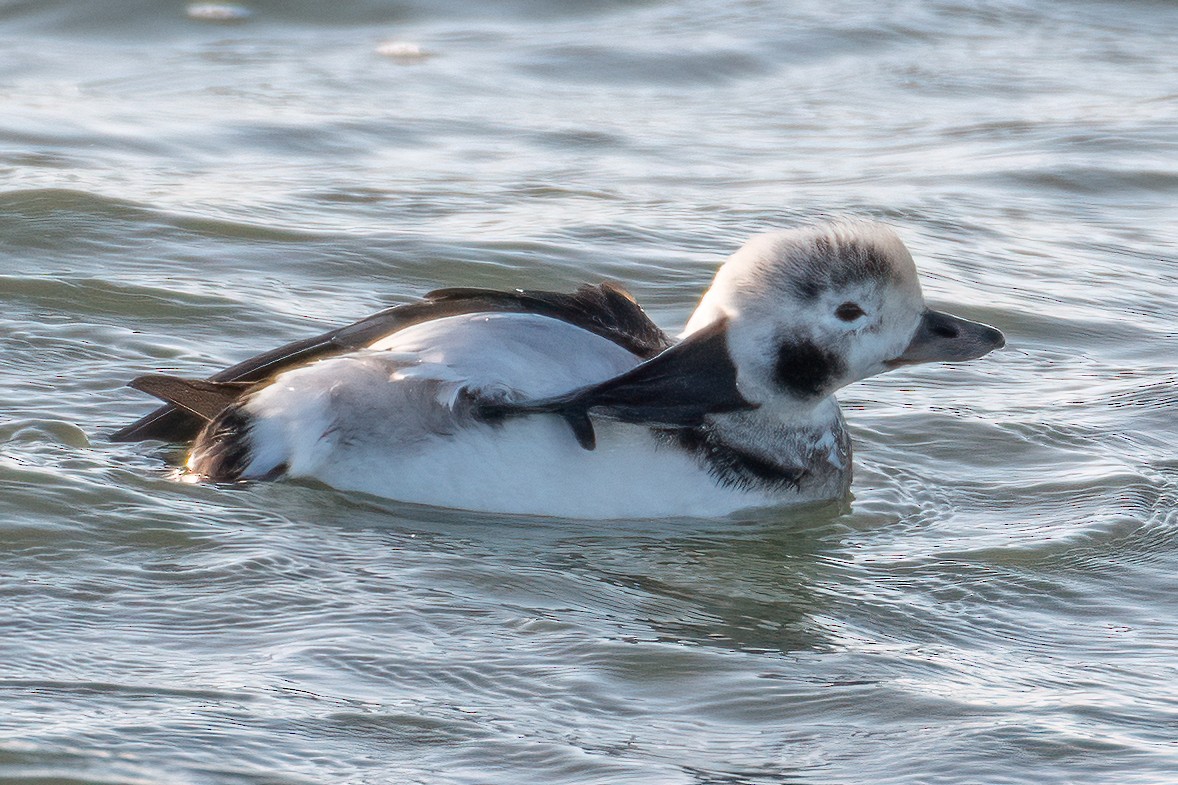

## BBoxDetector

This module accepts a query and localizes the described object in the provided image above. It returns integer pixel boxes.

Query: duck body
[191,310,849,518]
[114,221,1003,519]
[240,312,794,518]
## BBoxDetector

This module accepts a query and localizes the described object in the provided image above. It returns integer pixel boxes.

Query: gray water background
[2,1,1176,783]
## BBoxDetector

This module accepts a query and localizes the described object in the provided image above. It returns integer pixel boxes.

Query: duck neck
[692,394,851,496]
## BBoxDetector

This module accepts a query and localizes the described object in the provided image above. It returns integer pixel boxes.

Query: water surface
[2,1,1176,783]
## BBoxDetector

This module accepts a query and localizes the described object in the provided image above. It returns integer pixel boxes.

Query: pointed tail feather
[124,375,254,423]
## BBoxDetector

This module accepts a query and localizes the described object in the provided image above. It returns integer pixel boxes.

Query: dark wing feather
[112,282,670,442]
[482,318,757,450]
[417,282,671,360]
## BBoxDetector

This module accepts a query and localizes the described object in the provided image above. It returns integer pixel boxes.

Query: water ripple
[3,0,1178,783]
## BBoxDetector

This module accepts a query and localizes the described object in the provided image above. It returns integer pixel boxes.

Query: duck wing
[483,318,757,449]
[111,282,670,442]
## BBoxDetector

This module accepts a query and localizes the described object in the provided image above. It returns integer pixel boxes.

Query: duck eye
[835,302,865,322]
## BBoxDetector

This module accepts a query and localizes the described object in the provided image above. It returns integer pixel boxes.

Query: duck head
[683,220,1004,409]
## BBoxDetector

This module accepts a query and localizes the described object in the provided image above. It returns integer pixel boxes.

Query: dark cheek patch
[774,340,845,398]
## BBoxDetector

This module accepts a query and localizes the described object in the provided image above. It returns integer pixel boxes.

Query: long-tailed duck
[113,220,1004,518]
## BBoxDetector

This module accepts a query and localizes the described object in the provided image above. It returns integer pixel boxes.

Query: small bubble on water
[376,40,431,62]
[186,3,252,22]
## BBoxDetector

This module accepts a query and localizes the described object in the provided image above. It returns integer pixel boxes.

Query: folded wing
[112,282,671,442]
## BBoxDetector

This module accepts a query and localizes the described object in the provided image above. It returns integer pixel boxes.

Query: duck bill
[886,309,1005,368]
